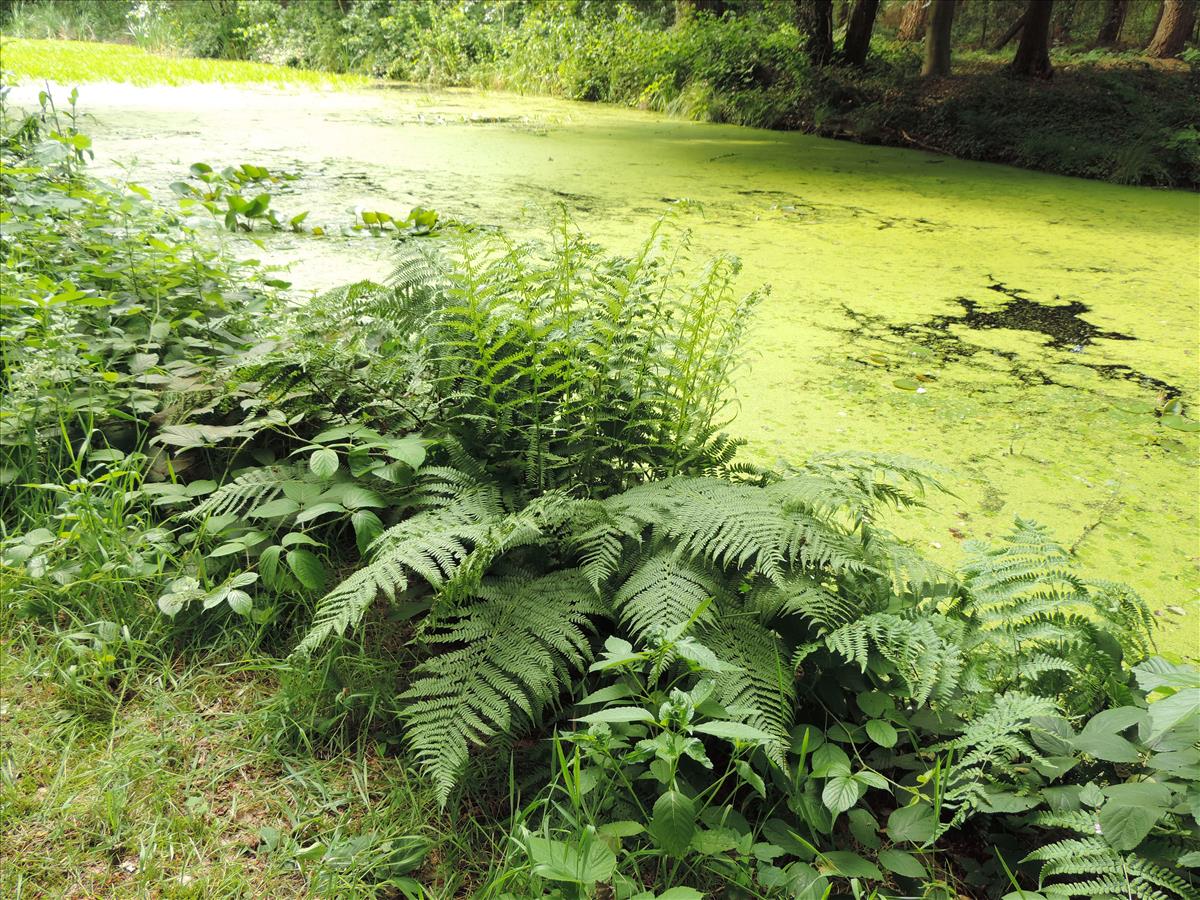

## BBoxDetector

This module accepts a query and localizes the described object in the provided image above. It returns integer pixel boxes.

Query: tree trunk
[991,12,1026,50]
[797,0,835,65]
[921,0,956,76]
[841,0,881,66]
[1010,0,1054,77]
[897,0,929,41]
[1146,0,1197,57]
[1095,0,1127,46]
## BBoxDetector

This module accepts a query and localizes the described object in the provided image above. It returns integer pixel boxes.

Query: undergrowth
[2,83,1197,898]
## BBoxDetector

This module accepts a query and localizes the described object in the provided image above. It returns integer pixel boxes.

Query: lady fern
[397,570,606,805]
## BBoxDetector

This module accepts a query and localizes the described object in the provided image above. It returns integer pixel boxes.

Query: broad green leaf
[259,545,282,587]
[1099,800,1163,851]
[693,720,775,744]
[689,827,739,855]
[810,742,851,777]
[735,759,766,799]
[225,589,252,615]
[208,541,246,558]
[338,485,387,510]
[1079,782,1105,808]
[656,889,704,900]
[821,774,863,815]
[1102,782,1172,807]
[1161,414,1200,432]
[294,502,345,524]
[286,549,327,590]
[865,719,898,747]
[856,691,893,718]
[854,769,889,790]
[351,509,384,556]
[597,820,644,838]
[649,790,696,857]
[1146,688,1200,746]
[887,803,936,844]
[525,833,615,885]
[282,480,323,505]
[847,808,880,849]
[878,848,926,879]
[248,497,300,519]
[309,447,339,479]
[819,850,881,880]
[576,706,655,725]
[1072,731,1140,763]
[281,532,322,548]
[576,684,636,706]
[383,436,426,470]
[1080,706,1147,737]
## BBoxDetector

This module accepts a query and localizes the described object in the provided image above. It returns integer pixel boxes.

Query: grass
[0,625,496,898]
[0,37,367,88]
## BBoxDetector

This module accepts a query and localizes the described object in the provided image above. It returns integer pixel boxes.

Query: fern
[825,612,963,705]
[700,614,793,767]
[398,569,604,805]
[611,548,719,641]
[296,480,502,653]
[956,518,1154,714]
[1024,797,1200,900]
[934,691,1056,825]
[181,465,299,520]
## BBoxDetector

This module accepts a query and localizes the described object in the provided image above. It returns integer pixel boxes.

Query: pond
[24,80,1199,650]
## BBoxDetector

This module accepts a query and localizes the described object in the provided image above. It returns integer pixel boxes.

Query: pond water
[22,81,1199,651]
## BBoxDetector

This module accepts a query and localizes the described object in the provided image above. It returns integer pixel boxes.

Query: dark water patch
[837,284,1182,399]
[946,280,1136,352]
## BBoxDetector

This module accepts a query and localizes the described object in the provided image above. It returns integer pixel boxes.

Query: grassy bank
[0,37,364,87]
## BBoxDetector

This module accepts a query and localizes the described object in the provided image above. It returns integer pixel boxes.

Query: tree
[921,0,956,76]
[1146,0,1197,57]
[992,11,1026,50]
[841,0,881,66]
[897,0,929,41]
[1095,0,1127,46]
[796,0,835,65]
[1010,0,1054,78]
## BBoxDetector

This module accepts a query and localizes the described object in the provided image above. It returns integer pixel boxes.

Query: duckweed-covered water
[28,82,1198,652]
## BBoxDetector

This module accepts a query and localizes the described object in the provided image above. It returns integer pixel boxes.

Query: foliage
[2,85,1196,899]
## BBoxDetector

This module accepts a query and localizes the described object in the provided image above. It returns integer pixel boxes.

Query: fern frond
[699,615,794,766]
[296,499,494,654]
[181,465,300,520]
[611,549,718,640]
[825,613,962,705]
[398,569,604,806]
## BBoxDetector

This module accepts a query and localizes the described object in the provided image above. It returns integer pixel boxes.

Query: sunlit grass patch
[0,37,367,88]
[0,633,463,898]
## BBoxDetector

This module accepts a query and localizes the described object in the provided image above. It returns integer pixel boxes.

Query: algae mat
[13,76,1198,653]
